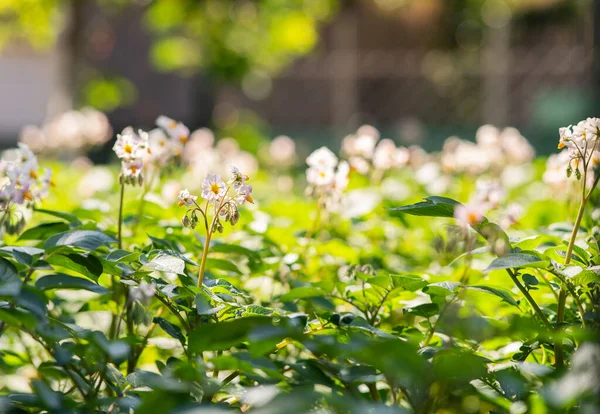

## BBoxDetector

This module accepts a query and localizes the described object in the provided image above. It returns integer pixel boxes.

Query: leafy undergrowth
[1,120,599,413]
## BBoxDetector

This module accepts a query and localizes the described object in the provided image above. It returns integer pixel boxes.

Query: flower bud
[182,215,191,228]
[229,205,240,226]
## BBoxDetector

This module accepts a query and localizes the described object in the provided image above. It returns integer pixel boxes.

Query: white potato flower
[269,135,296,165]
[177,189,198,207]
[156,115,190,144]
[372,139,397,171]
[202,174,226,202]
[454,203,485,229]
[306,147,338,170]
[474,179,505,209]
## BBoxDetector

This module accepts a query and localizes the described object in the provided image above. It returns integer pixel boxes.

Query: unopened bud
[182,215,191,227]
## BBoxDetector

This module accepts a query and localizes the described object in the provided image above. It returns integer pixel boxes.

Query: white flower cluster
[178,166,254,231]
[442,125,535,175]
[558,118,600,175]
[305,147,350,211]
[113,127,150,186]
[146,115,191,165]
[342,125,410,174]
[544,118,600,191]
[0,144,53,233]
[19,108,112,154]
[113,115,194,185]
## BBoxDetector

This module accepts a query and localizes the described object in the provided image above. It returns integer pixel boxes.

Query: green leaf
[16,288,48,320]
[204,258,242,275]
[404,303,439,318]
[19,222,70,241]
[188,316,273,352]
[424,282,462,297]
[0,308,37,329]
[391,196,511,255]
[521,274,539,286]
[45,230,116,251]
[35,274,109,294]
[486,253,548,272]
[572,270,600,286]
[280,286,325,302]
[33,208,81,224]
[466,285,519,306]
[31,380,63,410]
[153,317,185,344]
[195,292,224,315]
[47,253,104,281]
[390,275,428,292]
[390,196,460,218]
[12,249,33,266]
[0,257,21,297]
[146,253,185,275]
[106,250,141,263]
[0,246,44,256]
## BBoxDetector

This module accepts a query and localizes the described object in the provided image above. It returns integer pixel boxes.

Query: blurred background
[0,0,598,154]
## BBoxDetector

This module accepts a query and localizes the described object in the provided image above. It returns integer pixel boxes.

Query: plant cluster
[0,116,599,414]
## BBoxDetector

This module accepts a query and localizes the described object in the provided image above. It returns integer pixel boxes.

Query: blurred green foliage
[0,0,337,82]
[143,0,336,81]
[82,75,137,112]
[0,0,59,50]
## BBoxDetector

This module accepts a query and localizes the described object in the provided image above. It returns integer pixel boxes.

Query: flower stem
[198,231,212,288]
[555,183,590,367]
[506,269,550,327]
[117,184,125,249]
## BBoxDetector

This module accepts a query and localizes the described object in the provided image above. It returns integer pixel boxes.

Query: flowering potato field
[0,113,599,413]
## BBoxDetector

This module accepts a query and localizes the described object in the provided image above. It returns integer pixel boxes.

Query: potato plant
[0,117,598,413]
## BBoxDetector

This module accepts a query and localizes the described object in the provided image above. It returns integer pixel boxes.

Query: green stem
[155,294,190,332]
[118,184,125,249]
[368,383,380,401]
[548,269,587,328]
[197,231,212,288]
[556,192,588,367]
[506,269,550,327]
[126,296,135,374]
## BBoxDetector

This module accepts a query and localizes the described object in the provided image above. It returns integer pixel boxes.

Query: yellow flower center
[29,170,38,179]
[129,165,138,174]
[169,120,177,128]
[210,183,220,194]
[467,211,480,225]
[179,135,188,144]
[124,144,133,154]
